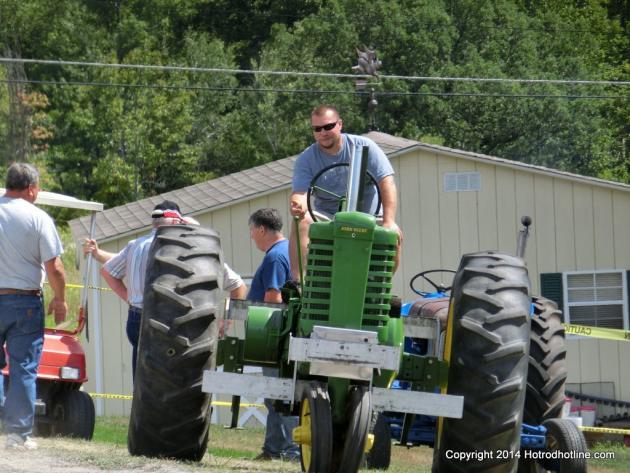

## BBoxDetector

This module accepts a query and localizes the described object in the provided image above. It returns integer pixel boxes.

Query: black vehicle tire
[334,385,372,473]
[50,390,95,439]
[366,412,392,470]
[523,297,567,424]
[128,225,223,461]
[299,382,333,473]
[433,252,531,473]
[518,418,588,473]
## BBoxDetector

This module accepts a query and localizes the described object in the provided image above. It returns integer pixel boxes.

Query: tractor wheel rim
[300,397,312,469]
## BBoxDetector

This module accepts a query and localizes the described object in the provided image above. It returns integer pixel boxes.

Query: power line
[1,57,629,87]
[2,78,627,100]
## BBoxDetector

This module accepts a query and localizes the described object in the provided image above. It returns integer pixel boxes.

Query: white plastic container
[562,397,572,418]
[581,405,596,427]
[566,416,583,428]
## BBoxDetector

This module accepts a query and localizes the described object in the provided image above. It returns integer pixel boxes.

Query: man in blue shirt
[289,104,402,280]
[247,208,298,461]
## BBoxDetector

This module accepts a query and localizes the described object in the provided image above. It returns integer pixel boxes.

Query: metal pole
[346,145,368,212]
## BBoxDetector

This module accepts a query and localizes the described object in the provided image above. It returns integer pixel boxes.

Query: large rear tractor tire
[128,225,223,461]
[433,252,531,473]
[523,297,567,424]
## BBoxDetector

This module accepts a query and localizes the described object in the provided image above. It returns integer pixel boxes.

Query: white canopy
[0,188,104,212]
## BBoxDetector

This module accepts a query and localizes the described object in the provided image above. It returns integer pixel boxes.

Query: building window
[562,270,628,329]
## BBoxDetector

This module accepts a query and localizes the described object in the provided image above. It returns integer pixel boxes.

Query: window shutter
[540,272,564,315]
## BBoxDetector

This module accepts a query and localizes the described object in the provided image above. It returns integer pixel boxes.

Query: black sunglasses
[312,121,338,133]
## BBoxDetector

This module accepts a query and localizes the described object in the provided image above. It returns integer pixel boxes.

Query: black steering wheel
[306,162,382,223]
[409,269,456,297]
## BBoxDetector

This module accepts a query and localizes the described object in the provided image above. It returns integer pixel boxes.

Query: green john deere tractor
[127,146,536,473]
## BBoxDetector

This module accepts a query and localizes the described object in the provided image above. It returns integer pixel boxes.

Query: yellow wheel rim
[296,398,312,470]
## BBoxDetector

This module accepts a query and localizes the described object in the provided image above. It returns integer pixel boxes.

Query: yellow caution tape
[581,426,630,435]
[44,281,112,291]
[89,392,132,400]
[562,323,630,342]
[87,392,264,408]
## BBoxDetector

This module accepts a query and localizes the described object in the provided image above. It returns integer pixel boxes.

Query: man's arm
[230,283,247,300]
[263,289,283,304]
[83,238,115,264]
[44,256,68,324]
[379,175,403,242]
[100,267,128,303]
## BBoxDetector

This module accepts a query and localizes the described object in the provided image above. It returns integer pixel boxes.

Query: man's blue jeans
[126,306,142,381]
[261,367,300,459]
[0,295,44,439]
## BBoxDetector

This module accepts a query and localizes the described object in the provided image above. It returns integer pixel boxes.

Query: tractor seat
[407,298,450,330]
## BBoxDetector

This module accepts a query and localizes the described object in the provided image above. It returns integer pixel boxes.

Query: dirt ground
[0,435,300,473]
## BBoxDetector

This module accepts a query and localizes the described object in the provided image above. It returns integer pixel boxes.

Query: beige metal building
[70,131,630,418]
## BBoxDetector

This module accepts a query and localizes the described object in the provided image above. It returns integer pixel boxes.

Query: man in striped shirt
[85,200,246,380]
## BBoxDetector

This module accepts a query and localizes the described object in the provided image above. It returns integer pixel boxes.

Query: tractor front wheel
[295,382,333,473]
[334,385,372,473]
[366,412,392,470]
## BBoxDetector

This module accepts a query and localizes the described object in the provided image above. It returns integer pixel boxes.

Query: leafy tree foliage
[0,0,627,218]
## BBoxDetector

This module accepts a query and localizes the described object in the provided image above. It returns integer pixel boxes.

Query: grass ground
[88,417,628,473]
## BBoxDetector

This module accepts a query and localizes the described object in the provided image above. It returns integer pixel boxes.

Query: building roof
[70,131,630,243]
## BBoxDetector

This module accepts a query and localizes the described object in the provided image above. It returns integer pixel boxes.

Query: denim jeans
[126,307,142,381]
[261,367,300,459]
[0,294,44,439]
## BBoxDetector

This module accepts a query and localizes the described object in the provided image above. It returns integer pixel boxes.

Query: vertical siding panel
[418,152,442,300]
[211,207,233,266]
[514,171,537,291]
[268,190,291,231]
[592,188,615,269]
[248,196,270,274]
[612,191,630,269]
[619,342,630,402]
[456,159,479,255]
[476,163,498,254]
[195,211,213,231]
[598,341,620,401]
[572,184,595,270]
[229,202,253,275]
[533,175,556,274]
[577,339,600,383]
[101,236,136,414]
[565,339,582,386]
[398,152,421,301]
[437,155,460,270]
[612,192,630,401]
[553,180,576,271]
[389,156,404,297]
[495,168,516,254]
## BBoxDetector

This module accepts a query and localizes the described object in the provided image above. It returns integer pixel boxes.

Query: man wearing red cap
[84,200,246,380]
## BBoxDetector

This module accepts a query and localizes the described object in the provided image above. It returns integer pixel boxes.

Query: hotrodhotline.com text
[445,450,615,462]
